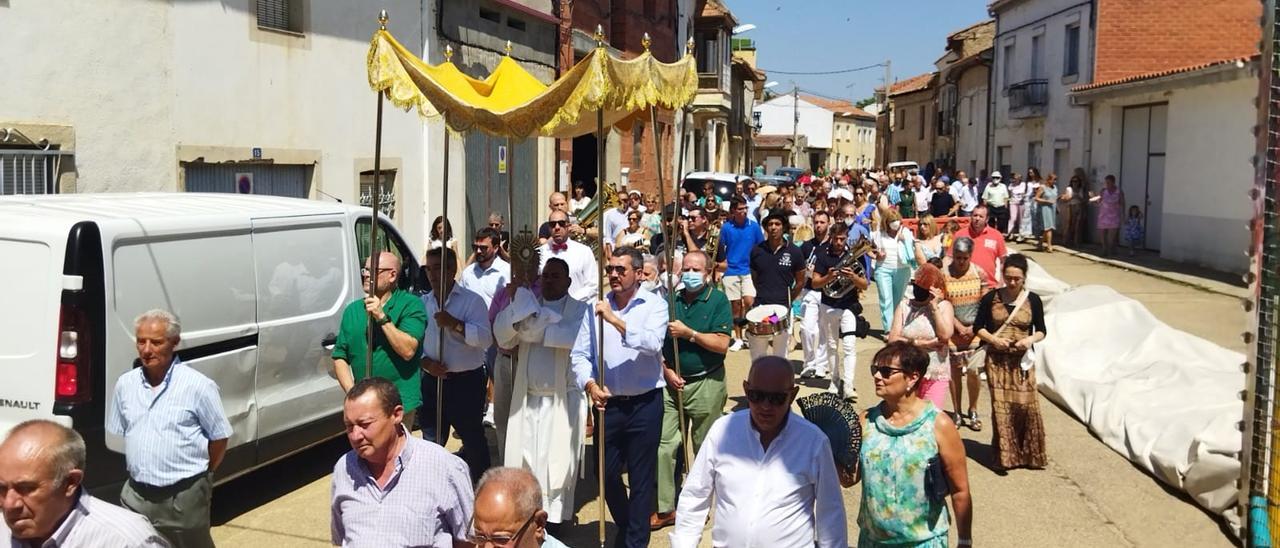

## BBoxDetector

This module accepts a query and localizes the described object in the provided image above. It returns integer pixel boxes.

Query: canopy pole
[436,129,451,446]
[594,106,608,548]
[366,87,386,380]
[653,106,692,476]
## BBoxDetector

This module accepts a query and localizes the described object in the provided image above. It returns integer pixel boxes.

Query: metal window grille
[257,0,292,31]
[0,150,66,195]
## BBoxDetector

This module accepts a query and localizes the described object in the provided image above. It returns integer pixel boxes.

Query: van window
[253,222,347,322]
[0,239,50,356]
[112,233,256,338]
[354,218,419,292]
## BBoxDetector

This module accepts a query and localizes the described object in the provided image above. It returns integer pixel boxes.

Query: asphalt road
[210,245,1246,547]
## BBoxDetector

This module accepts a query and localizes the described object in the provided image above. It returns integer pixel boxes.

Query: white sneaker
[729,339,744,352]
[483,403,495,427]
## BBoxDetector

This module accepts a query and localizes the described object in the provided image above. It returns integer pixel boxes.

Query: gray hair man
[471,467,570,548]
[0,420,166,547]
[107,309,232,548]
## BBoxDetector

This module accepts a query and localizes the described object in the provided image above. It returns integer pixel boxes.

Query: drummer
[747,211,806,362]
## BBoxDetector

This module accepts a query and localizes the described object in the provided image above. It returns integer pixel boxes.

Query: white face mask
[641,280,660,293]
[889,220,902,232]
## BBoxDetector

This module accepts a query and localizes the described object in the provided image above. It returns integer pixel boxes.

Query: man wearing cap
[717,197,764,352]
[669,356,846,548]
[747,211,806,361]
[981,171,1011,233]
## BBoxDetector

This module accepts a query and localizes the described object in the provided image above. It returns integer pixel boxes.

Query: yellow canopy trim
[366,29,697,139]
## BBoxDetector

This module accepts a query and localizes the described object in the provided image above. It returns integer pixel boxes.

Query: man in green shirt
[652,250,733,530]
[332,251,428,430]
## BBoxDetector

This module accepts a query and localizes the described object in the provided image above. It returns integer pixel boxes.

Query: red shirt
[965,225,1006,287]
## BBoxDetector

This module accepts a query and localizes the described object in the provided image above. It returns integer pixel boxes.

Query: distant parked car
[773,167,805,183]
[887,161,921,173]
[752,175,791,189]
[681,172,752,206]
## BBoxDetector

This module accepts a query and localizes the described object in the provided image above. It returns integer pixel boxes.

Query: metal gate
[183,163,310,198]
[0,150,68,195]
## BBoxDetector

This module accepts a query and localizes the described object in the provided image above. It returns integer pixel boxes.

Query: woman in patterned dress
[855,342,973,548]
[1090,174,1125,257]
[973,254,1048,470]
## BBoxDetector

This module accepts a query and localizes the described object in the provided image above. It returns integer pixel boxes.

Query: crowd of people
[3,164,1130,548]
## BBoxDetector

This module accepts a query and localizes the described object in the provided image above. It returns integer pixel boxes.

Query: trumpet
[822,236,873,300]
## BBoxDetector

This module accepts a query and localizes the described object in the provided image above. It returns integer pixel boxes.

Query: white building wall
[990,0,1093,180]
[1084,74,1256,273]
[2,0,432,251]
[754,95,834,150]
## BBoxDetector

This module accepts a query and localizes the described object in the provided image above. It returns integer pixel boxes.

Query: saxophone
[704,225,721,263]
[822,236,873,300]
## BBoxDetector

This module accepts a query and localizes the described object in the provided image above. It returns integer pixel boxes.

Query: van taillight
[55,305,91,404]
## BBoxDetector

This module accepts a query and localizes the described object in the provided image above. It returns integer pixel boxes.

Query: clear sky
[725,0,991,104]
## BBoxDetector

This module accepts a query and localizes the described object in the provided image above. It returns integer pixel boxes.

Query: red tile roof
[1071,55,1256,92]
[799,94,875,119]
[753,135,794,148]
[887,72,936,97]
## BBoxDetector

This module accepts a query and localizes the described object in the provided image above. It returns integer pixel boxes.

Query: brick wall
[558,0,681,197]
[1094,0,1260,82]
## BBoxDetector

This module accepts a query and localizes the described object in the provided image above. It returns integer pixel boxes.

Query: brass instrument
[822,236,873,300]
[573,180,622,254]
[704,225,721,263]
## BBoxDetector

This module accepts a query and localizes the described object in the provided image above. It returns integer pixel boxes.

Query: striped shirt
[106,357,232,487]
[1,490,168,547]
[944,262,989,325]
[330,426,473,547]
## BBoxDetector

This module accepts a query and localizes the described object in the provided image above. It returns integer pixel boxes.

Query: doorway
[571,132,599,198]
[1120,103,1168,250]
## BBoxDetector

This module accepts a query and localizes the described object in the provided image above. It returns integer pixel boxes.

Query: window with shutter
[257,0,301,33]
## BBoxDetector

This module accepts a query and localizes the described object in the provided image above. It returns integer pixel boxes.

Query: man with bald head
[333,251,428,431]
[537,192,583,244]
[670,357,847,548]
[1,420,166,547]
[471,467,570,548]
[538,210,599,302]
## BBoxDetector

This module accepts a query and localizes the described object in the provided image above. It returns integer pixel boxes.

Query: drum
[745,304,790,337]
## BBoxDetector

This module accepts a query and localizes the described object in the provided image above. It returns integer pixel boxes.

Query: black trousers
[420,367,491,481]
[597,388,663,548]
[989,205,1010,234]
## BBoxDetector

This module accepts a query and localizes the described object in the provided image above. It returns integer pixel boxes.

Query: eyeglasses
[473,244,492,252]
[604,265,629,274]
[547,220,569,227]
[745,388,789,406]
[359,267,395,276]
[869,365,904,378]
[469,512,538,547]
[488,222,503,228]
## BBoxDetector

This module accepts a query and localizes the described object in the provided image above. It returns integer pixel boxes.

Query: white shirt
[602,208,629,247]
[0,490,168,548]
[538,239,599,302]
[670,411,847,548]
[913,187,933,213]
[420,285,492,373]
[952,180,979,212]
[458,257,510,308]
[569,288,667,395]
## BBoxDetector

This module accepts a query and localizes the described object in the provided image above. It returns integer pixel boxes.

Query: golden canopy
[366,29,698,139]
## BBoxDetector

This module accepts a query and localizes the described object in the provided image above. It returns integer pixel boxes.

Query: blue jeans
[597,388,662,548]
[874,265,910,334]
[420,367,491,481]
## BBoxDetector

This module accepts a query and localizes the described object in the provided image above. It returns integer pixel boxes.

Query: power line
[756,62,887,76]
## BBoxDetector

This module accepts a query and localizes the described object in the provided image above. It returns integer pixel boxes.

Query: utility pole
[791,84,799,167]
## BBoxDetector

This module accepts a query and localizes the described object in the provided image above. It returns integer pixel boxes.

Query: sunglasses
[547,220,569,227]
[473,244,491,252]
[745,389,789,406]
[604,265,629,274]
[869,365,904,378]
[488,222,502,228]
[468,511,538,546]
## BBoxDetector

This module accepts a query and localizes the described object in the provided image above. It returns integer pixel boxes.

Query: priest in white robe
[493,257,592,524]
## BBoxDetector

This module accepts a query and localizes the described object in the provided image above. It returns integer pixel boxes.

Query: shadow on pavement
[961,438,1007,477]
[211,436,349,526]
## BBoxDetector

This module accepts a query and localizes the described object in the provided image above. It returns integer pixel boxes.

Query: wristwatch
[376,316,391,326]
[687,331,697,343]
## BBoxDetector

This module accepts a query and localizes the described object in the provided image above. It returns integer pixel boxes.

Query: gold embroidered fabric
[366,30,697,139]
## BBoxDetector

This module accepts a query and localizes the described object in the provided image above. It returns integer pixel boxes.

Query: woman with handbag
[870,207,918,336]
[973,253,1048,470]
[854,341,973,548]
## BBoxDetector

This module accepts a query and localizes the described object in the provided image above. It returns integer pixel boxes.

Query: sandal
[966,411,983,432]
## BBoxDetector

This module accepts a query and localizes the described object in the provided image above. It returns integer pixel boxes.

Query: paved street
[210,245,1246,547]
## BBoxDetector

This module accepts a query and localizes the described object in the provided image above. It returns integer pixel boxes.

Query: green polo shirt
[332,289,428,412]
[662,285,733,377]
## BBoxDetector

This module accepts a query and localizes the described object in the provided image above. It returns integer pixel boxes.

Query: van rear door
[0,222,70,434]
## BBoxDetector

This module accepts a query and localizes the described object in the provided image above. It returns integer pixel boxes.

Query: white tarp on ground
[1030,275,1244,531]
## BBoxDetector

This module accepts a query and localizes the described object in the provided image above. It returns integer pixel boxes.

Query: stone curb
[1011,242,1249,300]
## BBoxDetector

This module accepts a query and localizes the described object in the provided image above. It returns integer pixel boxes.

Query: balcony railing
[1007,79,1048,117]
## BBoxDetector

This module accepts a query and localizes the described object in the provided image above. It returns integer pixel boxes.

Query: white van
[0,193,424,493]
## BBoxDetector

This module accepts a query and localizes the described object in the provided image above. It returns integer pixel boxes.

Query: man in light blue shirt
[570,247,668,548]
[107,309,231,548]
[459,226,511,429]
[743,180,762,220]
